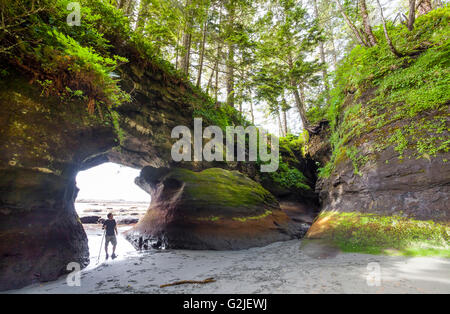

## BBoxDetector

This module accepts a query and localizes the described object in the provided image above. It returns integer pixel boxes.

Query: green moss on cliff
[169,168,278,218]
[314,7,450,178]
[260,133,312,191]
[308,211,450,257]
[232,210,273,222]
[1,0,246,130]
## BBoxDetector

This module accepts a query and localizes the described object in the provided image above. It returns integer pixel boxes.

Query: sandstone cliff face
[308,89,450,223]
[0,169,89,290]
[0,52,317,289]
[0,75,117,291]
[0,53,208,290]
[316,146,449,222]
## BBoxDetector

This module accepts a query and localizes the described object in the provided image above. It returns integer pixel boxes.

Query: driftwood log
[160,277,216,288]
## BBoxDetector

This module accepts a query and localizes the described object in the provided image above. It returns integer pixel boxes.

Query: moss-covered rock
[306,211,450,257]
[127,167,309,250]
[305,9,450,257]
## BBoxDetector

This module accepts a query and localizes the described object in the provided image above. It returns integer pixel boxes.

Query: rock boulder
[127,167,308,250]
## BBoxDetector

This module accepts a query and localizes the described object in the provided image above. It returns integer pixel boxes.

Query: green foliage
[375,42,450,116]
[279,132,308,156]
[310,211,450,257]
[45,29,129,106]
[1,0,132,113]
[253,0,322,119]
[315,7,450,178]
[388,129,408,156]
[193,100,251,131]
[270,133,311,190]
[271,162,311,191]
[258,133,311,191]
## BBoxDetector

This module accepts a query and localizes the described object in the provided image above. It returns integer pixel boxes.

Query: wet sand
[8,225,450,294]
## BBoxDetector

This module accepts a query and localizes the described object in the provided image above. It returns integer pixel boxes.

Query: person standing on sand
[103,213,118,259]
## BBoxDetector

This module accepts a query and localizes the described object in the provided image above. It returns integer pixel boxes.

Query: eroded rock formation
[127,167,310,250]
[0,168,89,290]
[307,91,450,224]
[0,51,317,290]
[0,51,212,290]
[316,146,449,222]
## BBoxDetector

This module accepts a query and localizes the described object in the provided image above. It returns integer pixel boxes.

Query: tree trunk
[206,62,216,95]
[359,0,377,46]
[225,1,236,107]
[180,32,192,75]
[313,0,330,99]
[299,85,305,102]
[237,68,245,113]
[175,30,182,71]
[214,41,222,101]
[214,61,220,101]
[376,0,403,57]
[196,17,208,87]
[226,46,235,107]
[277,110,285,137]
[288,55,309,129]
[282,105,288,136]
[408,0,416,31]
[210,7,222,100]
[334,0,368,47]
[249,95,255,124]
[292,87,309,130]
[180,0,193,76]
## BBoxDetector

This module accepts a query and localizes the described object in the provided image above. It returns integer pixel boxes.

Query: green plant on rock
[270,161,311,191]
[313,7,450,178]
[309,211,450,257]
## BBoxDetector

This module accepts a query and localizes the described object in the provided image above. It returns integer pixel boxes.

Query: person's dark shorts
[105,235,117,246]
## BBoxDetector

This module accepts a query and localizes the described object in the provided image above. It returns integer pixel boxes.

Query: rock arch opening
[74,162,150,264]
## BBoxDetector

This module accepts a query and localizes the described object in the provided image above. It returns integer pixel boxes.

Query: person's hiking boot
[111,253,117,259]
[105,253,109,260]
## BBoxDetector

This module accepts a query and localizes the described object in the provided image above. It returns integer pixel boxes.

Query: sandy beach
[8,224,450,294]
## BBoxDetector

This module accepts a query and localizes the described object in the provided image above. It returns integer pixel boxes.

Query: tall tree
[224,0,236,107]
[359,0,377,46]
[334,0,367,47]
[376,0,403,57]
[313,0,329,100]
[254,0,321,129]
[196,4,210,87]
[408,0,416,31]
[180,0,194,75]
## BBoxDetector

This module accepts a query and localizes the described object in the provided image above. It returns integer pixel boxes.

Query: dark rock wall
[0,76,117,291]
[317,145,449,222]
[0,53,201,289]
[308,91,450,223]
[0,48,319,290]
[0,169,88,290]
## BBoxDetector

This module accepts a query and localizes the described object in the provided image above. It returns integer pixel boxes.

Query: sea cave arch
[74,162,150,263]
[0,48,318,291]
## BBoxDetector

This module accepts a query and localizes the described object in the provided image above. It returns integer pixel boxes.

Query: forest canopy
[0,0,448,136]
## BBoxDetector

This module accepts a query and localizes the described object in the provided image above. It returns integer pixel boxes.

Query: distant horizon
[75,198,150,203]
[75,162,151,203]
